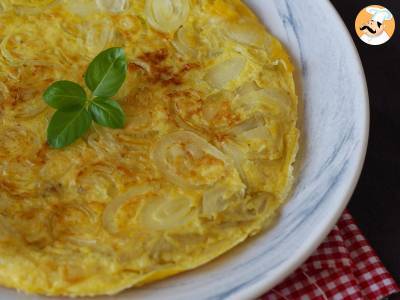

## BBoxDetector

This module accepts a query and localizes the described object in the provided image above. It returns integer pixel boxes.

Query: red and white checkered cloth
[262,211,399,300]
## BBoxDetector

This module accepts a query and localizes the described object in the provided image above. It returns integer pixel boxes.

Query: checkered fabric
[262,211,399,300]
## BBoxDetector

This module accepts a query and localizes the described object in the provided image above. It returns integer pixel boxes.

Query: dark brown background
[330,0,400,286]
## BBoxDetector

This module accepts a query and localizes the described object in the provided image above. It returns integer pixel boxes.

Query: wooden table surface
[330,0,400,286]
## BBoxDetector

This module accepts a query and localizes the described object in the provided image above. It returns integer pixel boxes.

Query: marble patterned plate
[0,0,369,299]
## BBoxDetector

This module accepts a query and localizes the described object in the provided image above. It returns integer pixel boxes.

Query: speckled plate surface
[0,0,369,299]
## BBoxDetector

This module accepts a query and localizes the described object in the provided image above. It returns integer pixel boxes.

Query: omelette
[0,0,299,296]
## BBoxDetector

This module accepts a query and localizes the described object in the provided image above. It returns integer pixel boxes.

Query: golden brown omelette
[0,0,298,296]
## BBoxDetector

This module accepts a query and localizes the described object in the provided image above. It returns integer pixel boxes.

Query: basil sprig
[43,47,127,149]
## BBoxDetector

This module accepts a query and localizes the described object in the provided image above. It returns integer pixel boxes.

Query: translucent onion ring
[145,0,190,33]
[102,183,158,234]
[152,131,230,189]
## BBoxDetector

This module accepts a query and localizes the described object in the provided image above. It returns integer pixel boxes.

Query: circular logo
[355,5,395,45]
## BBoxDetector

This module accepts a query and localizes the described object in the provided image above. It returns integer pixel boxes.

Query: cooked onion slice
[0,33,19,66]
[238,125,270,141]
[172,24,198,58]
[228,114,265,136]
[152,131,230,188]
[51,204,98,245]
[221,141,247,184]
[139,194,193,230]
[145,0,190,33]
[87,127,122,158]
[168,91,212,136]
[235,88,291,116]
[204,57,246,89]
[0,1,12,13]
[202,185,228,216]
[13,99,47,118]
[85,19,115,56]
[0,81,9,101]
[202,182,244,217]
[246,192,273,216]
[222,113,276,181]
[0,126,40,159]
[225,20,269,48]
[96,0,128,13]
[102,184,158,234]
[236,81,260,97]
[64,0,98,16]
[227,113,283,160]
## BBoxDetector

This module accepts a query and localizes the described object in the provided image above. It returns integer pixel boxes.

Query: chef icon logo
[355,5,395,45]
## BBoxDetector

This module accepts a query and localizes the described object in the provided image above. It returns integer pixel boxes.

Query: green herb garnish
[43,47,127,149]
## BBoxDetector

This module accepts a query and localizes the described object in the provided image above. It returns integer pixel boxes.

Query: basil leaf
[43,80,86,110]
[84,47,127,97]
[89,97,125,129]
[47,107,92,149]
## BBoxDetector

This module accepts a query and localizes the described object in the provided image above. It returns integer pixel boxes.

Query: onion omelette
[0,0,298,296]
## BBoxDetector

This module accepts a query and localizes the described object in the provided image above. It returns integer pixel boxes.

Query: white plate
[0,0,369,299]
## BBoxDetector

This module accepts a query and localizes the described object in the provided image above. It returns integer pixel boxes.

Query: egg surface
[0,0,298,296]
